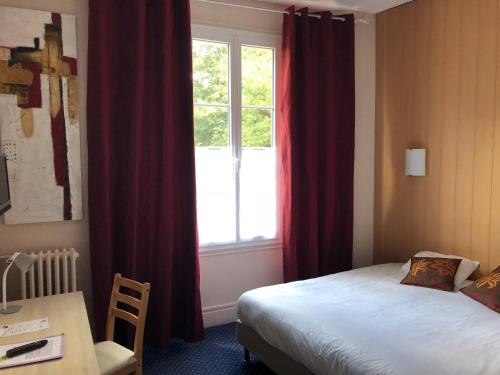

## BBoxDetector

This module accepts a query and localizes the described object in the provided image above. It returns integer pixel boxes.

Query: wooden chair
[94,273,151,375]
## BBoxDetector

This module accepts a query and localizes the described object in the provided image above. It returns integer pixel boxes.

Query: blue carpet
[143,323,275,374]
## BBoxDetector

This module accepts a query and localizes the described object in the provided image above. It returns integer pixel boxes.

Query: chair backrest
[105,273,151,366]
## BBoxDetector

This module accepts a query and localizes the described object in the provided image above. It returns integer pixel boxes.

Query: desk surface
[0,292,99,375]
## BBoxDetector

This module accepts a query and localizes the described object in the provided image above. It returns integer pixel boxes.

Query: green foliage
[241,46,273,107]
[193,40,273,148]
[242,109,272,147]
[194,106,228,147]
[193,40,228,104]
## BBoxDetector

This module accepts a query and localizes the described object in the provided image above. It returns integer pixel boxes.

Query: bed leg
[243,347,250,364]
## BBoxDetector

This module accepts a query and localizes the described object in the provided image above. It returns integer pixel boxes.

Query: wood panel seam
[452,0,464,254]
[468,0,481,259]
[488,0,500,268]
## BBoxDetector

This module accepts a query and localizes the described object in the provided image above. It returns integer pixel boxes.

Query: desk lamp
[1,252,37,314]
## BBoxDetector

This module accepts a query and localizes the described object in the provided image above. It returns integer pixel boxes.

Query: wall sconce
[405,149,426,176]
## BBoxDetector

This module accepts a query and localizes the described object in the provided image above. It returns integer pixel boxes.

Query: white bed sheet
[238,263,500,375]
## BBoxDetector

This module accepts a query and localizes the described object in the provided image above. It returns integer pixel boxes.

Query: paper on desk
[0,318,49,337]
[0,334,64,369]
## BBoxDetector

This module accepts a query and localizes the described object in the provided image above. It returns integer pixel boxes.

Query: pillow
[401,256,462,292]
[401,251,479,288]
[458,279,475,289]
[461,266,500,312]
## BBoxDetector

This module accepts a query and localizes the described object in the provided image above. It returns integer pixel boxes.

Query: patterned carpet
[143,323,275,374]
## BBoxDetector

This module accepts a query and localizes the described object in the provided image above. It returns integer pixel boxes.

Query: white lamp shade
[12,252,37,273]
[406,149,426,176]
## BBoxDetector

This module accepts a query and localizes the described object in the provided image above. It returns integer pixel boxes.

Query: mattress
[237,263,500,375]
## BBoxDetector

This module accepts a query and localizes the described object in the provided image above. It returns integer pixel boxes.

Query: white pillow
[458,279,475,290]
[401,251,479,288]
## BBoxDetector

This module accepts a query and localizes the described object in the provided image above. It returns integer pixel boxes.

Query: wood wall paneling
[471,0,497,272]
[375,0,500,273]
[374,9,387,264]
[438,0,461,255]
[490,2,500,269]
[410,0,429,257]
[424,0,445,251]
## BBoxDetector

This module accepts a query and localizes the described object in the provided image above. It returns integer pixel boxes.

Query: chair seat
[95,340,137,375]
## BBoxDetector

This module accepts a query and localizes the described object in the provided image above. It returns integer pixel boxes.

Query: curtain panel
[278,7,355,282]
[87,0,203,346]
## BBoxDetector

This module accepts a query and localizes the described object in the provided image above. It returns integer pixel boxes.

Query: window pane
[242,108,272,147]
[241,46,273,107]
[239,148,276,241]
[194,105,229,147]
[196,148,236,245]
[193,40,229,105]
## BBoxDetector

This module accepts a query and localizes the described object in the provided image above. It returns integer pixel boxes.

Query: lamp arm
[2,261,14,312]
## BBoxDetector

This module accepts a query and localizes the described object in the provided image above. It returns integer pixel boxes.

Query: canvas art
[0,6,82,224]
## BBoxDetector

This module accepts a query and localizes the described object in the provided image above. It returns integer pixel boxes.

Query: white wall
[353,9,376,270]
[191,0,376,327]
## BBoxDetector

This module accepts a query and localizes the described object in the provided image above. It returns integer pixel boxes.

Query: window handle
[234,157,241,176]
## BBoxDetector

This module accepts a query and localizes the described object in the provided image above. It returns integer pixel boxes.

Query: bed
[237,263,500,375]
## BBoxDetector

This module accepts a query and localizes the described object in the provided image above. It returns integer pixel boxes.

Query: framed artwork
[0,6,82,224]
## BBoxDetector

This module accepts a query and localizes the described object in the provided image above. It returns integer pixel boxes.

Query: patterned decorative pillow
[461,266,500,312]
[401,256,462,292]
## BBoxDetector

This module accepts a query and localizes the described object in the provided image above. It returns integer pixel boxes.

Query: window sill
[199,239,282,257]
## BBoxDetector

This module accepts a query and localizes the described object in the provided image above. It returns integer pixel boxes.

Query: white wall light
[405,149,426,176]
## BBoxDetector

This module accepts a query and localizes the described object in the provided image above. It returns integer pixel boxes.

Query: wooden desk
[0,292,99,374]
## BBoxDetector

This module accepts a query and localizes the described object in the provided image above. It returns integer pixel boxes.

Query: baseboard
[202,301,238,328]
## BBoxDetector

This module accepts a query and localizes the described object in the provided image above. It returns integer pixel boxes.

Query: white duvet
[237,263,500,375]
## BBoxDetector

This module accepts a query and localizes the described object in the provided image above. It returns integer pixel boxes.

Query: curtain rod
[195,0,369,24]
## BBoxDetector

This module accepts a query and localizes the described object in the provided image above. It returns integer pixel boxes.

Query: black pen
[4,339,48,359]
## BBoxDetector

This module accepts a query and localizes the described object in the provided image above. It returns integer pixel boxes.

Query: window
[192,26,278,248]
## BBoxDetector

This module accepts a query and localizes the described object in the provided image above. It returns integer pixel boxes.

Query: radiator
[20,248,80,299]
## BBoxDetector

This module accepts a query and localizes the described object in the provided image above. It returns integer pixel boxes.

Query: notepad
[0,318,49,337]
[0,334,64,369]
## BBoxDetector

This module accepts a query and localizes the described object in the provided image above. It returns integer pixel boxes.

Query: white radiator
[19,248,79,299]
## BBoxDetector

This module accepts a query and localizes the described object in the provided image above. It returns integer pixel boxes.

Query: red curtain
[87,0,203,346]
[278,8,355,282]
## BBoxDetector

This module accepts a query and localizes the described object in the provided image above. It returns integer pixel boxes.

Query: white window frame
[192,24,281,252]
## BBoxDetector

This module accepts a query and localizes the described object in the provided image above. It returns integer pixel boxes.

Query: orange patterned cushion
[401,256,462,292]
[461,266,500,312]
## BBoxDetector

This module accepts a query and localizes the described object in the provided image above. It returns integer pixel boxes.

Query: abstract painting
[0,6,82,224]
